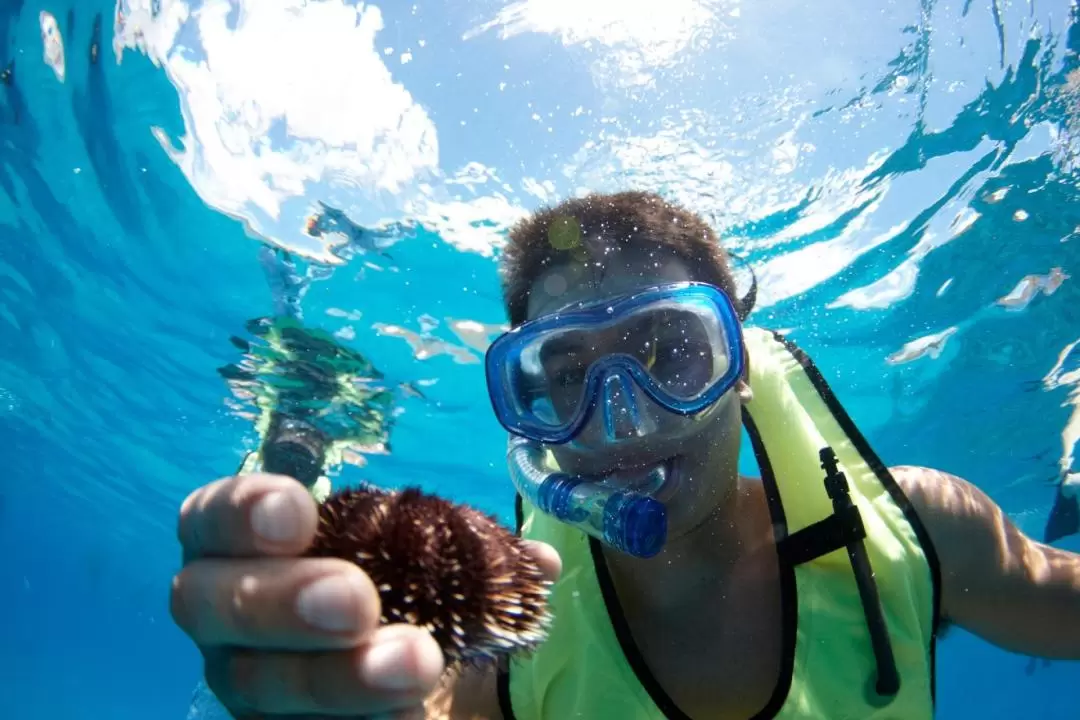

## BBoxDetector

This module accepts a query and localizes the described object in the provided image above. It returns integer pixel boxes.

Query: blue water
[2,0,1079,717]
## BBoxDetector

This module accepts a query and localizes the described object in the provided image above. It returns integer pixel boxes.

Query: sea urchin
[305,484,553,667]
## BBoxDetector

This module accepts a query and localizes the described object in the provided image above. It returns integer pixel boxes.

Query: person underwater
[1041,337,1080,544]
[216,246,398,502]
[304,199,400,264]
[171,191,1080,719]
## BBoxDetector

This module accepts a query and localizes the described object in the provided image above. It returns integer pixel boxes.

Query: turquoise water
[2,0,1079,717]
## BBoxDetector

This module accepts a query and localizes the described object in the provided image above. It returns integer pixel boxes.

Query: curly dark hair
[498,191,753,326]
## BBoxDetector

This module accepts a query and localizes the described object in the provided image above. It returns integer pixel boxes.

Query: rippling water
[1,0,1078,717]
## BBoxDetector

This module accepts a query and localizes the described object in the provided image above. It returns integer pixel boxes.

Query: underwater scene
[1,0,1079,718]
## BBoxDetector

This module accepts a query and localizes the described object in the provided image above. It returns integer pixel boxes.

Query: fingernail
[359,639,422,691]
[251,491,300,545]
[296,575,361,633]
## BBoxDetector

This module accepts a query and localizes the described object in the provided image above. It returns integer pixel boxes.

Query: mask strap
[730,253,758,321]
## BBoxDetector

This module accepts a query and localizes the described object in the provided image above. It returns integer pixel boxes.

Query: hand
[171,473,561,718]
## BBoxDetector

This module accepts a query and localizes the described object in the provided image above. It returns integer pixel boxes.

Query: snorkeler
[0,60,14,126]
[1042,338,1080,543]
[217,245,396,501]
[304,200,400,262]
[172,191,1080,719]
[90,13,101,66]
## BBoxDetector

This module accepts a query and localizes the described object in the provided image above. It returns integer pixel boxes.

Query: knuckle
[177,488,204,549]
[169,569,197,635]
[225,476,253,510]
[224,573,265,640]
[179,476,239,552]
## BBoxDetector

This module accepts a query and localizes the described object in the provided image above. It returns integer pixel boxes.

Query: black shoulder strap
[777,503,866,566]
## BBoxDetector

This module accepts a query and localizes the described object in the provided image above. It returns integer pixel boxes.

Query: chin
[657,454,731,533]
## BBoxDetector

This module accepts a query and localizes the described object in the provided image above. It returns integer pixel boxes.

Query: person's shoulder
[888,464,948,484]
[886,465,1001,547]
[887,465,965,512]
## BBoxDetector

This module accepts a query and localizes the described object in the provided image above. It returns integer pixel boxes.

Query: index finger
[179,473,317,560]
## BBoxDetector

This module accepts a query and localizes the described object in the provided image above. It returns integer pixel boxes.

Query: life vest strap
[778,447,901,700]
[777,503,865,566]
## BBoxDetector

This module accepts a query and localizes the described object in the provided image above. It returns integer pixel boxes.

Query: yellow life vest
[497,327,942,720]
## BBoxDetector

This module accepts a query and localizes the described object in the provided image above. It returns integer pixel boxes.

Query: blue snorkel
[507,435,668,558]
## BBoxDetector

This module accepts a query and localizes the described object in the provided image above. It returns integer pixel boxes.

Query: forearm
[1019,541,1080,657]
[895,466,1080,659]
[949,539,1080,659]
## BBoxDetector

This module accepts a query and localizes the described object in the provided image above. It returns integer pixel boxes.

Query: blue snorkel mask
[485,282,746,558]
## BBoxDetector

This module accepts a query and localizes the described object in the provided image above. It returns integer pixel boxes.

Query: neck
[604,473,766,609]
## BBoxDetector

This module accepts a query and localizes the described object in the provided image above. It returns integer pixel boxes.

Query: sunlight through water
[2,0,1079,717]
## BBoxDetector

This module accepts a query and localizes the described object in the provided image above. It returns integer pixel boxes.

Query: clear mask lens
[486,282,745,446]
[514,299,731,428]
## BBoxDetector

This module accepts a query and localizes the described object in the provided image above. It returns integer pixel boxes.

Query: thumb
[521,540,561,584]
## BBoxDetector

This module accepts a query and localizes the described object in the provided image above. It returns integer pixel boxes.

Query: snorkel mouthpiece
[507,436,667,558]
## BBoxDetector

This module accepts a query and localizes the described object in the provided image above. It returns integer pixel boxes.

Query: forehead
[525,243,694,321]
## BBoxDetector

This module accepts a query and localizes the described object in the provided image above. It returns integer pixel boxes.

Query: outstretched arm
[893,466,1080,658]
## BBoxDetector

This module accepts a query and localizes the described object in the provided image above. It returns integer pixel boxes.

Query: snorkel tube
[507,435,667,558]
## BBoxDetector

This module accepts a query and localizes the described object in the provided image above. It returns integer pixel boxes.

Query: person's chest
[613,555,785,719]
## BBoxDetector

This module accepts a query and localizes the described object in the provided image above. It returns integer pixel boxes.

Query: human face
[524,244,751,541]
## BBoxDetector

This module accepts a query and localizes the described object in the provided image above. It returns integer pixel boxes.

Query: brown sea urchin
[305,484,552,667]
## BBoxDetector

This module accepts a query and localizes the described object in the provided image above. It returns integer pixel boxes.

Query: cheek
[674,394,743,456]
